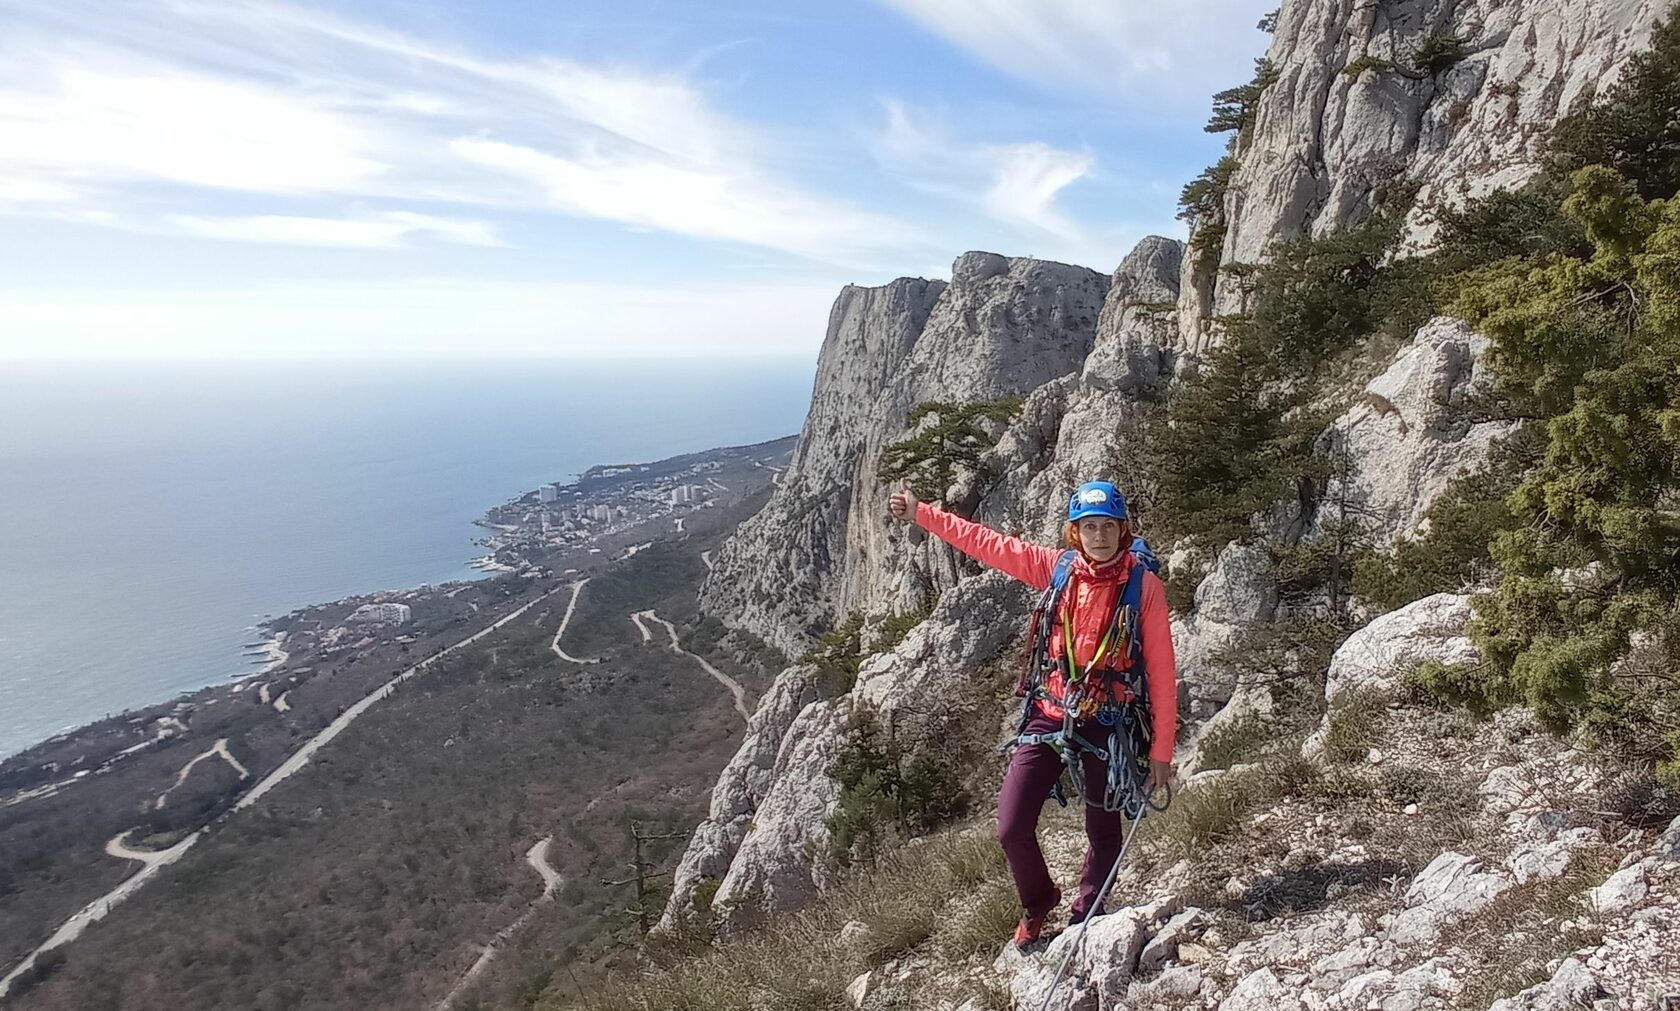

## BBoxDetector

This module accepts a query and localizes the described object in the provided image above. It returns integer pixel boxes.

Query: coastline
[0,434,797,767]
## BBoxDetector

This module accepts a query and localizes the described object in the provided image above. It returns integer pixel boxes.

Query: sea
[0,358,814,759]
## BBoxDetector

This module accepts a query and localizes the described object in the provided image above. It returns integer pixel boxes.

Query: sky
[0,0,1275,360]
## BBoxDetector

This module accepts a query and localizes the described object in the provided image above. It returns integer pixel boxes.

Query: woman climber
[888,479,1177,946]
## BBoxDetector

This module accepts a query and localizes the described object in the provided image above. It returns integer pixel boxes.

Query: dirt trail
[154,739,250,810]
[0,830,201,997]
[635,609,752,722]
[0,585,569,1000]
[549,579,599,664]
[435,836,562,1009]
[701,550,714,571]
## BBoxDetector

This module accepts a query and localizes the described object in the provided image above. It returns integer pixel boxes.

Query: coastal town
[240,436,796,696]
[0,434,798,1003]
[469,437,792,574]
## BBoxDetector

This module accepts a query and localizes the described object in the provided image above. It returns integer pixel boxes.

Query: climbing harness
[1006,543,1167,815]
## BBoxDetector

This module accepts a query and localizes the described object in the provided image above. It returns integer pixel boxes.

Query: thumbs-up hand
[888,482,919,522]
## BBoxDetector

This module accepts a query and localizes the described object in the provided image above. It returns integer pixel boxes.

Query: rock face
[709,696,852,923]
[655,664,821,933]
[1200,0,1664,323]
[1323,592,1478,704]
[1316,317,1516,547]
[699,276,944,657]
[700,253,1107,657]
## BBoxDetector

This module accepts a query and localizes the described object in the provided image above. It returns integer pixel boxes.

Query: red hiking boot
[1013,887,1061,947]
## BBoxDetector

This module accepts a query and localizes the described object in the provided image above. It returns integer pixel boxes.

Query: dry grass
[540,830,1013,1011]
[1139,757,1317,863]
[1321,689,1390,764]
[1450,847,1617,1007]
[936,879,1021,958]
[1195,712,1276,771]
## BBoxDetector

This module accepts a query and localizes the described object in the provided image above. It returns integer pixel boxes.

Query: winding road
[0,584,568,1000]
[633,609,752,722]
[154,739,250,810]
[549,579,600,665]
[435,836,562,1010]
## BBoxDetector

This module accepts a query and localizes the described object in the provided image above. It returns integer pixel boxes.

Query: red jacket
[916,502,1178,762]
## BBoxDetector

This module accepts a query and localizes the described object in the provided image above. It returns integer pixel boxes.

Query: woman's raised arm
[889,484,1059,590]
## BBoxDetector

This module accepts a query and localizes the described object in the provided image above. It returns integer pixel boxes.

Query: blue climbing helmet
[1067,480,1128,522]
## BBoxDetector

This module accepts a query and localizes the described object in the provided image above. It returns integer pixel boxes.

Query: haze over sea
[0,358,813,759]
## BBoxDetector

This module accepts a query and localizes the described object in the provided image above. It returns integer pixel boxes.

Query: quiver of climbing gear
[1006,541,1170,816]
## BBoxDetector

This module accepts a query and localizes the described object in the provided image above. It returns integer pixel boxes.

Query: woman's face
[1076,517,1122,562]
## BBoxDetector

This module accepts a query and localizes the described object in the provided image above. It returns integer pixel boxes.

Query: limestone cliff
[1182,0,1663,344]
[663,0,1673,959]
[699,253,1109,658]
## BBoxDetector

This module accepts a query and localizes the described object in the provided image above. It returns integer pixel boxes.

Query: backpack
[1016,538,1159,702]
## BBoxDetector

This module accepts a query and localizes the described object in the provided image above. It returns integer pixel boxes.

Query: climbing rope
[1034,810,1148,1011]
[1033,701,1171,1011]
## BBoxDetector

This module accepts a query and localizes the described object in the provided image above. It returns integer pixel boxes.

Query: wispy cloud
[0,0,920,263]
[868,99,1183,270]
[0,277,843,359]
[981,143,1093,240]
[874,0,1274,111]
[164,211,503,249]
[874,101,1093,233]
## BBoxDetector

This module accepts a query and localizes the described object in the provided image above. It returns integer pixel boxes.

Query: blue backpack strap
[1119,544,1152,670]
[1049,549,1077,592]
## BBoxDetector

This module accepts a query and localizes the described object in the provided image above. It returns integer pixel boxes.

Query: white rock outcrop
[709,697,851,926]
[1381,851,1514,946]
[1200,0,1664,325]
[1316,317,1517,547]
[655,664,821,933]
[1324,592,1478,704]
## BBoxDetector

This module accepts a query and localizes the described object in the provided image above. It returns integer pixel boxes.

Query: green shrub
[1342,55,1397,80]
[872,607,929,656]
[1206,58,1280,139]
[1410,33,1469,75]
[1179,157,1240,275]
[879,397,1023,503]
[1549,5,1680,199]
[802,615,863,698]
[826,713,970,866]
[1435,166,1680,775]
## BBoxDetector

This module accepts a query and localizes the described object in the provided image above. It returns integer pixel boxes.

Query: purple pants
[997,709,1125,919]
